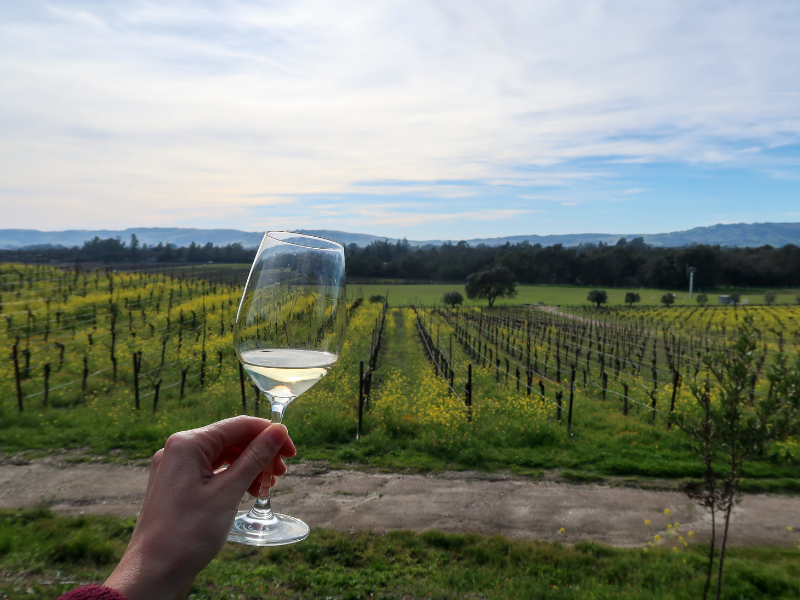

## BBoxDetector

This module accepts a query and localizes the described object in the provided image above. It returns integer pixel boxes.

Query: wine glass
[228,231,346,546]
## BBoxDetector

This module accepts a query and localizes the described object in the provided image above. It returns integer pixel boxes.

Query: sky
[1,0,800,240]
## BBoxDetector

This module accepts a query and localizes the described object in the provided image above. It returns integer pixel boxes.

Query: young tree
[660,293,675,307]
[672,317,800,600]
[696,293,709,305]
[130,234,140,260]
[764,290,777,305]
[624,291,641,307]
[465,267,517,308]
[368,294,385,304]
[586,289,608,307]
[729,292,741,305]
[443,291,464,308]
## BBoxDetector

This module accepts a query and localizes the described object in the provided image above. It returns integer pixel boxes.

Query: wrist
[105,548,193,600]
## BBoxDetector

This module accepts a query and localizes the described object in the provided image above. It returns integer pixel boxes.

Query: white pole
[689,271,694,299]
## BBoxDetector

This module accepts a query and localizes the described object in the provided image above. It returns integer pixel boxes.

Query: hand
[104,416,296,600]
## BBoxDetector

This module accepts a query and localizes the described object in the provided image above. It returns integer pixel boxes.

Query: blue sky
[2,0,800,239]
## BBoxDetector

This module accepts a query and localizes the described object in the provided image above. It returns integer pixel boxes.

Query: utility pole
[687,266,697,299]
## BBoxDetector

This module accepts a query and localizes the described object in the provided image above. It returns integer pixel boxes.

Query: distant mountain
[0,228,264,249]
[1,222,799,250]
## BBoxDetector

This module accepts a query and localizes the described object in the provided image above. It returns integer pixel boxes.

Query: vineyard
[1,263,799,491]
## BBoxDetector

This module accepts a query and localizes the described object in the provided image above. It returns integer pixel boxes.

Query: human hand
[104,416,296,600]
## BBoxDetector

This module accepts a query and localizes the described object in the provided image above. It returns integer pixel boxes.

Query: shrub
[587,289,608,307]
[442,290,464,308]
[624,292,641,306]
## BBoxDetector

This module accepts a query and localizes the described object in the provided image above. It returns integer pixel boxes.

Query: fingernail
[264,424,287,449]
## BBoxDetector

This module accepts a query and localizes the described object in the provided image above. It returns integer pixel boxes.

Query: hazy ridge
[2,222,800,250]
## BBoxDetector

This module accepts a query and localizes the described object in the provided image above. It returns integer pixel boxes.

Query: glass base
[227,510,310,546]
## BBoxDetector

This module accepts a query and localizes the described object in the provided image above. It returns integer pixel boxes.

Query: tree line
[1,235,256,264]
[344,237,800,289]
[5,234,800,289]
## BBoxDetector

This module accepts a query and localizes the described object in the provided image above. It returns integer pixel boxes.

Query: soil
[1,455,797,548]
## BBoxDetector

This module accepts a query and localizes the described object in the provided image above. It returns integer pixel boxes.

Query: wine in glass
[228,231,346,546]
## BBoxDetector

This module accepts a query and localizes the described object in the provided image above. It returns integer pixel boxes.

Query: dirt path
[1,457,797,548]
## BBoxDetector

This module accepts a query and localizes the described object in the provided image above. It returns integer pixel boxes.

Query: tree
[129,234,140,260]
[729,293,741,304]
[368,294,385,304]
[443,291,464,308]
[764,290,777,305]
[796,294,800,305]
[586,289,608,307]
[624,291,640,306]
[696,293,709,305]
[672,317,800,600]
[660,293,675,307]
[465,266,517,308]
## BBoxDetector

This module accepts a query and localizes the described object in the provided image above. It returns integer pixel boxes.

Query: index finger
[182,416,273,464]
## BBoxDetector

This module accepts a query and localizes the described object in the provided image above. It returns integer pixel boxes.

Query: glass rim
[265,231,344,252]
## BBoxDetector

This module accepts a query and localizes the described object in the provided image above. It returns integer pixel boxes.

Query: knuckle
[164,432,189,453]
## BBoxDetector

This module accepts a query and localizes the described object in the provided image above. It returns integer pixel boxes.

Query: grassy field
[351,283,800,307]
[1,265,797,488]
[2,508,799,600]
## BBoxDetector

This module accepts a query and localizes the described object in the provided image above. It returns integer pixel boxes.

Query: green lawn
[2,508,799,600]
[350,283,800,307]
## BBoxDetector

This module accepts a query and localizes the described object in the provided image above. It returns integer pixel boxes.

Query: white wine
[240,348,337,404]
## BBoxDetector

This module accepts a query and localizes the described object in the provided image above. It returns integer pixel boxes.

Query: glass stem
[247,402,286,520]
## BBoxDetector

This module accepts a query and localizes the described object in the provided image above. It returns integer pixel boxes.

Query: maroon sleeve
[57,585,127,600]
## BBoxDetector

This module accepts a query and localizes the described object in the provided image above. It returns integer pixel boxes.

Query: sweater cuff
[58,585,128,600]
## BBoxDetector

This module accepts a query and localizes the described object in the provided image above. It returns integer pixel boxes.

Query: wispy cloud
[345,207,536,228]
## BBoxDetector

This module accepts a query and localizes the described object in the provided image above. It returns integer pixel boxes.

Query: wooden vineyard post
[516,367,520,392]
[602,371,608,401]
[650,389,657,423]
[43,363,50,407]
[567,366,576,433]
[12,343,23,412]
[622,383,629,416]
[180,366,190,399]
[526,370,532,396]
[133,352,141,411]
[110,309,118,380]
[357,360,364,440]
[82,353,89,391]
[555,391,563,423]
[495,358,500,382]
[667,371,680,430]
[238,362,247,414]
[465,363,472,422]
[151,379,162,413]
[200,351,207,386]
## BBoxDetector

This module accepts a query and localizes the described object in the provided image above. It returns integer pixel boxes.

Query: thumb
[215,424,288,500]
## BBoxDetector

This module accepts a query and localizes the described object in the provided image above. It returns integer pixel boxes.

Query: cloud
[344,207,536,228]
[1,0,800,232]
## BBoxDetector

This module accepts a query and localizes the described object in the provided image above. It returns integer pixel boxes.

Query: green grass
[2,508,799,600]
[350,283,800,307]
